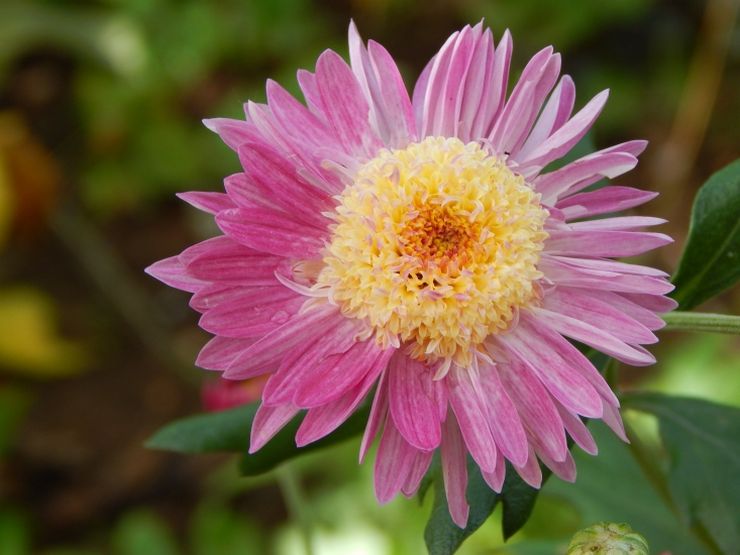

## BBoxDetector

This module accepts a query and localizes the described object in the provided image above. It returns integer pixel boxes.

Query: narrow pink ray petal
[545,229,673,258]
[237,142,333,228]
[184,239,284,286]
[223,173,281,211]
[202,117,260,151]
[545,255,670,278]
[189,283,240,313]
[261,317,363,406]
[401,450,434,498]
[557,186,658,220]
[502,322,604,418]
[249,403,299,452]
[621,292,678,313]
[441,414,470,528]
[556,403,598,455]
[477,361,529,467]
[418,30,461,138]
[448,366,498,473]
[295,350,389,446]
[512,447,543,488]
[224,304,340,379]
[315,50,383,159]
[374,418,418,503]
[177,191,235,215]
[360,371,388,463]
[199,288,303,338]
[497,358,569,462]
[544,287,658,345]
[554,287,666,332]
[568,216,666,232]
[216,207,326,259]
[538,450,577,482]
[458,27,495,142]
[517,89,609,171]
[145,256,204,293]
[517,75,575,160]
[536,152,638,204]
[602,402,629,442]
[532,307,656,366]
[293,342,394,407]
[195,336,255,371]
[482,445,506,493]
[387,354,445,451]
[483,29,513,135]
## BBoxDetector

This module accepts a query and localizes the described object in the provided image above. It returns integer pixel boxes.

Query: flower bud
[567,522,649,555]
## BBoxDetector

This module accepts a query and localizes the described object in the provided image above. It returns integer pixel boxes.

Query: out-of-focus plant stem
[662,311,740,335]
[276,465,314,555]
[51,204,196,380]
[624,421,723,555]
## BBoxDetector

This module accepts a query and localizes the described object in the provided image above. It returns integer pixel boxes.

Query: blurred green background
[0,0,738,553]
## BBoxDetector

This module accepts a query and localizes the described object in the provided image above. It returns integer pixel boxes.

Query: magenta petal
[387,354,444,451]
[216,207,326,259]
[556,403,598,455]
[481,446,506,493]
[203,117,260,151]
[195,336,255,371]
[513,447,543,488]
[539,450,577,482]
[401,450,434,497]
[224,304,340,379]
[374,418,418,503]
[249,403,299,452]
[441,414,470,528]
[602,402,629,442]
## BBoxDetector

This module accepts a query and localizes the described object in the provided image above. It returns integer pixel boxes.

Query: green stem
[662,311,740,334]
[624,421,723,555]
[276,465,314,555]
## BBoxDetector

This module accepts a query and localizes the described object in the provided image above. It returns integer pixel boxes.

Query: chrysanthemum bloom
[147,22,675,527]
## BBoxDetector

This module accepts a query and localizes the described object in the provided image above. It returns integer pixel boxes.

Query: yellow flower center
[317,137,548,370]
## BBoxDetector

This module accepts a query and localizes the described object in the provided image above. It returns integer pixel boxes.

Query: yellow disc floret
[317,137,548,370]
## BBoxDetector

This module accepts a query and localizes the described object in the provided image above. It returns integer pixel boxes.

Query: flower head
[567,522,650,555]
[147,21,675,527]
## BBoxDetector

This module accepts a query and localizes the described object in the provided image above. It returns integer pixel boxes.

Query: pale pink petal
[478,361,529,467]
[557,186,658,220]
[545,230,673,258]
[458,28,495,142]
[441,414,470,528]
[145,256,204,293]
[360,371,389,463]
[202,117,260,151]
[387,354,445,451]
[401,450,434,497]
[513,447,543,488]
[374,418,418,503]
[517,75,575,159]
[539,450,576,482]
[481,445,506,493]
[249,403,299,452]
[177,191,235,214]
[532,307,656,366]
[602,402,629,442]
[556,403,598,455]
[621,292,678,313]
[448,366,498,473]
[568,216,666,232]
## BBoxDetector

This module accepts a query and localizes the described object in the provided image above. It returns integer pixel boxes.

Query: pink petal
[558,186,658,220]
[224,304,341,379]
[602,402,629,442]
[567,216,666,232]
[532,307,656,366]
[293,341,394,407]
[539,450,576,482]
[177,191,235,214]
[441,414,470,528]
[195,336,255,371]
[513,447,543,488]
[481,446,506,493]
[387,354,445,451]
[216,207,326,259]
[184,237,283,286]
[545,230,673,258]
[556,403,598,455]
[448,366,498,473]
[145,256,204,293]
[315,50,382,158]
[402,450,434,497]
[478,362,529,467]
[458,28,495,142]
[249,403,299,452]
[360,371,389,463]
[502,323,603,419]
[199,287,303,338]
[497,358,568,463]
[517,75,575,159]
[202,117,260,151]
[621,292,678,313]
[374,418,418,503]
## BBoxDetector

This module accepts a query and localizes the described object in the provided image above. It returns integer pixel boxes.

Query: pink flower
[202,376,268,412]
[147,22,675,527]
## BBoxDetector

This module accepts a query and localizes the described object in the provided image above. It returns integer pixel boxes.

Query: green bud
[567,522,649,555]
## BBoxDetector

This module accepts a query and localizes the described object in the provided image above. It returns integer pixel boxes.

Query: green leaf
[147,402,369,476]
[671,159,740,309]
[112,510,179,555]
[146,404,256,454]
[500,466,552,541]
[424,457,499,555]
[624,392,740,554]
